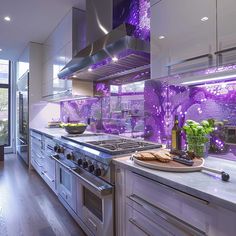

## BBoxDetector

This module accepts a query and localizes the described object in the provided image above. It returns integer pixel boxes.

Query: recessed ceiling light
[4,16,11,22]
[0,49,2,52]
[158,35,165,40]
[88,68,92,72]
[201,17,208,22]
[72,75,77,78]
[112,57,118,62]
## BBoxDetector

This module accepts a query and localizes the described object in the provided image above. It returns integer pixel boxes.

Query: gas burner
[85,138,162,154]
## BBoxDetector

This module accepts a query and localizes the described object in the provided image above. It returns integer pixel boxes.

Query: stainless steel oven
[73,168,114,236]
[17,72,29,165]
[56,162,76,212]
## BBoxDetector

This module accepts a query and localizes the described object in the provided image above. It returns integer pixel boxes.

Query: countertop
[30,127,236,211]
[30,127,67,138]
[113,156,236,212]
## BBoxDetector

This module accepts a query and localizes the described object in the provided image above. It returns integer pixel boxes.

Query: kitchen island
[114,156,236,236]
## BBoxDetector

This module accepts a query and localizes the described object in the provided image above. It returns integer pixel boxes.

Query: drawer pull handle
[132,172,209,205]
[128,194,206,236]
[129,218,152,236]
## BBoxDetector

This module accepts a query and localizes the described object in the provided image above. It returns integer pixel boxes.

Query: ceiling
[0,0,86,61]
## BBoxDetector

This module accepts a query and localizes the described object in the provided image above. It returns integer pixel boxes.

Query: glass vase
[186,135,209,158]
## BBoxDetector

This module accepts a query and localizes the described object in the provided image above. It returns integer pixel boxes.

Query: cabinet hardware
[131,172,209,205]
[128,194,206,236]
[215,46,236,55]
[129,218,152,236]
[87,217,97,231]
[44,172,55,182]
[166,54,213,75]
[71,169,113,196]
[215,47,236,66]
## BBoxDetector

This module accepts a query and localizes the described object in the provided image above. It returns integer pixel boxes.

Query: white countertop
[113,156,236,212]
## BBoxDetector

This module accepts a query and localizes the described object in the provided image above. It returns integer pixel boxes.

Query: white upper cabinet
[217,0,236,65]
[151,0,216,79]
[42,8,85,100]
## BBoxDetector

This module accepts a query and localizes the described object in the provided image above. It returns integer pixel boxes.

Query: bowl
[64,125,87,134]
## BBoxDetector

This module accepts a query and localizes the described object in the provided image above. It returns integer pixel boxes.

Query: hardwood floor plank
[0,154,86,236]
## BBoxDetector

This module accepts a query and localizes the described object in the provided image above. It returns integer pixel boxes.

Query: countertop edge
[113,158,236,213]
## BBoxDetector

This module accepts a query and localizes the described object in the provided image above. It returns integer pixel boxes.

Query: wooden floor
[0,154,86,236]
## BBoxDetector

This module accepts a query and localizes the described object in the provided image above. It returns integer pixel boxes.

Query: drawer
[126,204,173,236]
[126,171,211,233]
[31,158,43,176]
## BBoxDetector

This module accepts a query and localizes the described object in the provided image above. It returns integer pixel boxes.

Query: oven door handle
[51,155,113,196]
[71,169,113,197]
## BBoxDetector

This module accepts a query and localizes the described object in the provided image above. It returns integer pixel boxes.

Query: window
[0,60,10,146]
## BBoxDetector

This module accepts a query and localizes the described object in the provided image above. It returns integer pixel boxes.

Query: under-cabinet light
[181,73,236,85]
[158,35,165,39]
[88,68,92,72]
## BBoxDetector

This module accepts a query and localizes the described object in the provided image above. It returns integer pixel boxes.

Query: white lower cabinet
[115,168,236,236]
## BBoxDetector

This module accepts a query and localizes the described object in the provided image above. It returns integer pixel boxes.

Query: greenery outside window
[0,60,10,146]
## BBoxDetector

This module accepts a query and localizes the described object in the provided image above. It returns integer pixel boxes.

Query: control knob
[54,145,59,152]
[88,164,95,173]
[82,160,88,169]
[77,158,83,166]
[94,167,105,177]
[66,153,74,160]
[54,145,64,153]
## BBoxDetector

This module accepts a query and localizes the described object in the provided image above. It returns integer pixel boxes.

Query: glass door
[0,60,11,152]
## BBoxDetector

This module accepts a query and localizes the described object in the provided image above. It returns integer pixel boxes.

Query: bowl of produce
[60,123,87,134]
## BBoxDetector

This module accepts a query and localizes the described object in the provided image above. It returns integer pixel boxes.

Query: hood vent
[58,23,150,81]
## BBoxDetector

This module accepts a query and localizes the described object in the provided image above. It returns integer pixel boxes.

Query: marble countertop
[113,156,236,212]
[30,127,67,138]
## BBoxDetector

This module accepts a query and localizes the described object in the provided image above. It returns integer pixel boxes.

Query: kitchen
[0,0,236,235]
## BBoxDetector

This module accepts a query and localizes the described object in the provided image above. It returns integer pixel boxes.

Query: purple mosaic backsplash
[60,85,145,136]
[144,76,236,161]
[113,0,150,41]
[60,64,236,160]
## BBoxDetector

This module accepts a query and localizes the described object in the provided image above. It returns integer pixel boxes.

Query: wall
[17,42,60,130]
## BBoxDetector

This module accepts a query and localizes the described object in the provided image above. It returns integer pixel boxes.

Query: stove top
[61,134,162,155]
[84,138,162,155]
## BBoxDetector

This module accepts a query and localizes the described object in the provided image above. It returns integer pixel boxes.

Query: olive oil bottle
[171,115,182,151]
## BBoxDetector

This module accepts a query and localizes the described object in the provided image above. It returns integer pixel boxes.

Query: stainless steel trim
[132,172,209,205]
[51,155,113,196]
[58,23,150,81]
[128,218,152,236]
[128,194,207,236]
[71,169,113,196]
[33,159,42,168]
[166,54,213,67]
[215,46,236,55]
[43,172,55,183]
[51,155,71,170]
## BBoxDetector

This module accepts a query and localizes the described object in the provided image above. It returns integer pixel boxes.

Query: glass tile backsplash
[61,67,236,160]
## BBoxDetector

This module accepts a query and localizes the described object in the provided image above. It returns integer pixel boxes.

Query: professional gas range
[52,133,161,236]
[54,133,162,184]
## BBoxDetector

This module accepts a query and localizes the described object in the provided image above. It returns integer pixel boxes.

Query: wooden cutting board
[133,157,205,172]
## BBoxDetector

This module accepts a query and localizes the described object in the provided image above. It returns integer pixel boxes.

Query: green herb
[183,119,214,143]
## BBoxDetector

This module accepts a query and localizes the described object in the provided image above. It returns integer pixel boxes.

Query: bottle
[171,115,182,151]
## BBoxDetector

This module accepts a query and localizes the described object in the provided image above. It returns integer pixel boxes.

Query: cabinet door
[217,0,236,65]
[151,0,216,79]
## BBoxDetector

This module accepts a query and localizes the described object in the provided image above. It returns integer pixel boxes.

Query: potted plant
[183,119,214,158]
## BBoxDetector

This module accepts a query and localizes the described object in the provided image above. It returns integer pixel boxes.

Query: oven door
[57,163,76,211]
[73,169,114,236]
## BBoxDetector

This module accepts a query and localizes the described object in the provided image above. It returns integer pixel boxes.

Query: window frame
[0,60,11,147]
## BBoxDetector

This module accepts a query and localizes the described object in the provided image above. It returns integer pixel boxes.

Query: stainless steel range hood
[58,23,150,81]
